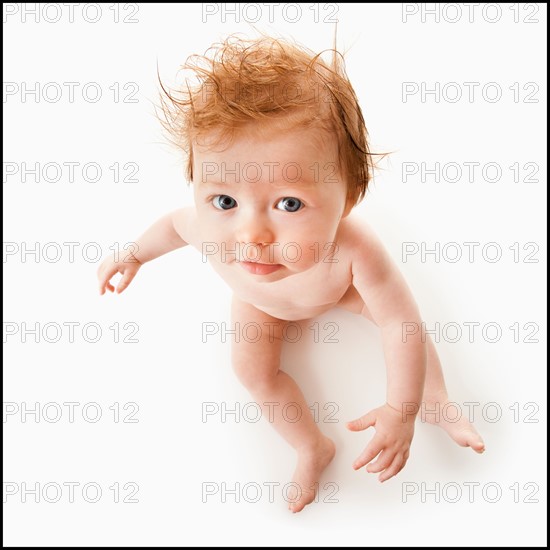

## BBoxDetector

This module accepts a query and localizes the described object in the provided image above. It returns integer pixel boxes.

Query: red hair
[158,35,375,205]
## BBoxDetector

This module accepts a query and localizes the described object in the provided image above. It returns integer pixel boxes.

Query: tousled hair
[157,34,376,206]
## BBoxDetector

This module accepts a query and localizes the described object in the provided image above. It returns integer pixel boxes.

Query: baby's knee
[231,357,279,392]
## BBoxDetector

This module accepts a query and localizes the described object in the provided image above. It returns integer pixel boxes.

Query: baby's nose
[235,214,275,247]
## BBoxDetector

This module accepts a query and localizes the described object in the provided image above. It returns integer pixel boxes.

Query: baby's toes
[450,424,485,452]
[468,433,486,453]
[288,486,316,513]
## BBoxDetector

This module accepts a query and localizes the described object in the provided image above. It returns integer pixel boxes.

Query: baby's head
[160,34,373,207]
[159,35,374,277]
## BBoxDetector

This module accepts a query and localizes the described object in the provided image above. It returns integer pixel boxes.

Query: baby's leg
[421,335,485,453]
[231,295,335,513]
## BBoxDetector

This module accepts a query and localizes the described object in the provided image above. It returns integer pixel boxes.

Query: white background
[3,2,547,546]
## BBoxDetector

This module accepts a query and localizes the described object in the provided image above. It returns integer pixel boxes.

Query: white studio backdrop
[3,3,547,546]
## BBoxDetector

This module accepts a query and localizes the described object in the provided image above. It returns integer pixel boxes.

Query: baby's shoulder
[173,206,201,249]
[336,215,392,274]
[336,214,382,252]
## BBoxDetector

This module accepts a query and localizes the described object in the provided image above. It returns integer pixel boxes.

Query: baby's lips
[239,258,279,265]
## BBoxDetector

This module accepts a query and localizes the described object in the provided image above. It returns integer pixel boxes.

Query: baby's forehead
[195,156,341,190]
[194,120,338,157]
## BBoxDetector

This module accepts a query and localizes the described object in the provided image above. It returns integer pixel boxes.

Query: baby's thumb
[346,411,376,432]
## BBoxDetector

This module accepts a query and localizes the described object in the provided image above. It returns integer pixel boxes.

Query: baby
[97,35,485,513]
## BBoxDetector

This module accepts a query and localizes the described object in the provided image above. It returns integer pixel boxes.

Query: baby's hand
[97,254,142,295]
[346,403,414,482]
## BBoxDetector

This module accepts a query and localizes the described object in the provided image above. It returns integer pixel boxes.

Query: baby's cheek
[197,220,232,256]
[198,218,226,244]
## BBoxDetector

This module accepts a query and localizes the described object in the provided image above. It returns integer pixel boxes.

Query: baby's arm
[346,223,426,481]
[97,207,193,294]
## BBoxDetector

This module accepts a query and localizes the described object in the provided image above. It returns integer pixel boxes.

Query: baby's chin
[237,259,318,279]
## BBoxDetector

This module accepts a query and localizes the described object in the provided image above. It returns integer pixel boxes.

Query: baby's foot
[422,396,485,453]
[287,436,336,514]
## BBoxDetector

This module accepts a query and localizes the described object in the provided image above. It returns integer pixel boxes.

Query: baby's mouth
[239,261,282,276]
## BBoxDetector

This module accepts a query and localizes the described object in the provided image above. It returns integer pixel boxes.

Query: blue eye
[276,197,302,212]
[213,195,237,210]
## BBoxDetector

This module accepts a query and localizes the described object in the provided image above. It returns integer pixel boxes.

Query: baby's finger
[98,269,115,295]
[367,450,394,474]
[353,438,383,470]
[116,270,136,293]
[347,410,376,432]
[378,454,405,483]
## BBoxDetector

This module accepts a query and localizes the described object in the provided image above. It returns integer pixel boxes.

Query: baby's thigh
[231,295,287,383]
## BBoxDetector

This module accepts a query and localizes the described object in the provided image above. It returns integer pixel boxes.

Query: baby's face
[193,123,350,281]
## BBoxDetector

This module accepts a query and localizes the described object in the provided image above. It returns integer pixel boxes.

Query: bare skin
[97,122,484,513]
[230,296,336,513]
